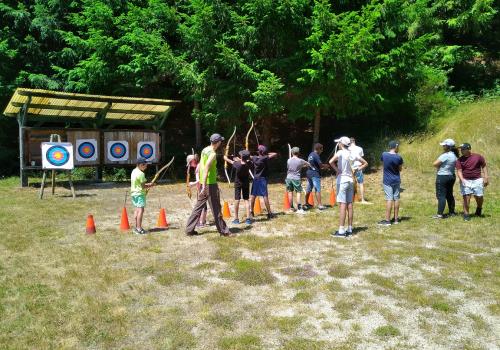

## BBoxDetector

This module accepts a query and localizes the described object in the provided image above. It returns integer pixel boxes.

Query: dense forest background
[0,0,498,176]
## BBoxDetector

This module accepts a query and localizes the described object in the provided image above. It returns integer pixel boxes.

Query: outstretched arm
[268,152,278,159]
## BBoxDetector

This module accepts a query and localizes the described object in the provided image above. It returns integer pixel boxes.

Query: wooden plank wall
[24,128,161,167]
[66,130,100,166]
[103,131,160,165]
[26,129,67,166]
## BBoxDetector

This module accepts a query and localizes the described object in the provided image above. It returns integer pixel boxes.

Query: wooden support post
[51,170,56,195]
[17,96,31,187]
[39,171,47,199]
[68,172,76,199]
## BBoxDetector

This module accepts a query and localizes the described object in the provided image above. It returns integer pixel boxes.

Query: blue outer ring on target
[77,142,96,159]
[139,144,154,159]
[110,142,127,158]
[46,145,70,166]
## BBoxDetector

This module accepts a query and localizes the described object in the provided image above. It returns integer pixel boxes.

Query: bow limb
[146,156,175,194]
[288,143,292,159]
[224,126,236,184]
[245,121,254,151]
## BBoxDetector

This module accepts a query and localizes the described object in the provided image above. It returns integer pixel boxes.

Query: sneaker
[448,212,458,217]
[432,214,444,219]
[220,231,236,237]
[345,230,353,237]
[245,218,252,225]
[331,231,346,237]
[317,205,327,210]
[475,208,483,217]
[392,220,399,225]
[296,209,305,214]
[377,220,391,226]
[232,219,240,225]
[267,213,276,219]
[463,214,471,221]
[133,227,142,235]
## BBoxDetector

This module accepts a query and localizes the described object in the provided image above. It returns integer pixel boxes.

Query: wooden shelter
[3,88,181,186]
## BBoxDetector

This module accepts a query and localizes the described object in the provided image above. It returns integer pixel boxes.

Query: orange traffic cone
[283,191,291,210]
[329,188,336,206]
[86,214,96,234]
[223,201,231,219]
[120,207,130,231]
[254,197,262,215]
[156,208,168,228]
[307,193,315,207]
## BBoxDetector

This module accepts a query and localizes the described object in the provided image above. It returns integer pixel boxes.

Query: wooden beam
[19,114,157,126]
[17,90,181,106]
[12,102,168,116]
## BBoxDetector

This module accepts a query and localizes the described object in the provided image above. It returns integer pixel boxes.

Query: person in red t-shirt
[456,143,489,221]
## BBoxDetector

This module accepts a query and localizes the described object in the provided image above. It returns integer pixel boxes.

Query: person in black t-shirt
[224,150,253,225]
[250,145,278,219]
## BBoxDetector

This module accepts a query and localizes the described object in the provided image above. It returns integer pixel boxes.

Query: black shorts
[234,181,250,200]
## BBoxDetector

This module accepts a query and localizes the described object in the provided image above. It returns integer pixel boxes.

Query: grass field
[0,99,498,349]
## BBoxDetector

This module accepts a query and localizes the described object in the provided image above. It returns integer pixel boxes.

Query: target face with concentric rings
[41,142,74,170]
[107,140,129,162]
[137,142,156,161]
[75,139,98,162]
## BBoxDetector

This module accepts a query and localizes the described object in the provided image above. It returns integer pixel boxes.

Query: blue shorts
[383,183,400,200]
[306,176,321,193]
[131,194,146,208]
[251,177,268,197]
[354,169,364,184]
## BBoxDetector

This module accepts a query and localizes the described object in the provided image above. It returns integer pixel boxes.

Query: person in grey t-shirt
[432,138,459,218]
[286,147,310,213]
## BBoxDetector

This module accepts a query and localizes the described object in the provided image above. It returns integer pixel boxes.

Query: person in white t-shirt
[349,137,369,203]
[329,136,368,237]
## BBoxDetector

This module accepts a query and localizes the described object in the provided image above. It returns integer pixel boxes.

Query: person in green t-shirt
[185,134,234,237]
[130,158,154,234]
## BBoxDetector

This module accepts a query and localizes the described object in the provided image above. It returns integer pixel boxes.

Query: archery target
[137,141,156,161]
[76,139,98,162]
[107,141,129,162]
[41,142,74,170]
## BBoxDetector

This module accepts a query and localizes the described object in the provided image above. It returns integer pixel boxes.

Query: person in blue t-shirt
[305,143,329,210]
[378,141,404,226]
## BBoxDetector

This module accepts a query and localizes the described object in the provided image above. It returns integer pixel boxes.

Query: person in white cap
[432,139,459,218]
[329,136,368,237]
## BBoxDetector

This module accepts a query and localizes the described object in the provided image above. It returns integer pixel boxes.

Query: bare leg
[463,195,471,215]
[315,191,322,206]
[263,196,272,214]
[244,200,250,219]
[359,183,365,201]
[385,201,392,221]
[347,202,354,226]
[394,200,400,221]
[135,207,144,229]
[339,203,347,227]
[288,191,293,209]
[296,192,301,207]
[234,199,240,221]
[474,196,483,212]
[250,195,256,216]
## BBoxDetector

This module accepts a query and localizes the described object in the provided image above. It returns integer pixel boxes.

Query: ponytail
[451,146,459,158]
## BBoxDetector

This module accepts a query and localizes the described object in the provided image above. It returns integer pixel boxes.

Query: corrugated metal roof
[3,88,181,122]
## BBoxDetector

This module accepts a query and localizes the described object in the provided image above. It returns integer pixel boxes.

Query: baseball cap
[388,140,399,149]
[239,150,250,160]
[439,138,455,147]
[210,133,225,143]
[186,154,195,166]
[291,147,300,154]
[137,157,150,165]
[459,143,471,150]
[334,136,351,146]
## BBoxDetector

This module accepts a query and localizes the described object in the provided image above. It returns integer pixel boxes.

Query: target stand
[39,134,76,199]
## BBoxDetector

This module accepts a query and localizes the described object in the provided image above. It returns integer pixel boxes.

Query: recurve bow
[224,126,236,184]
[145,156,175,195]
